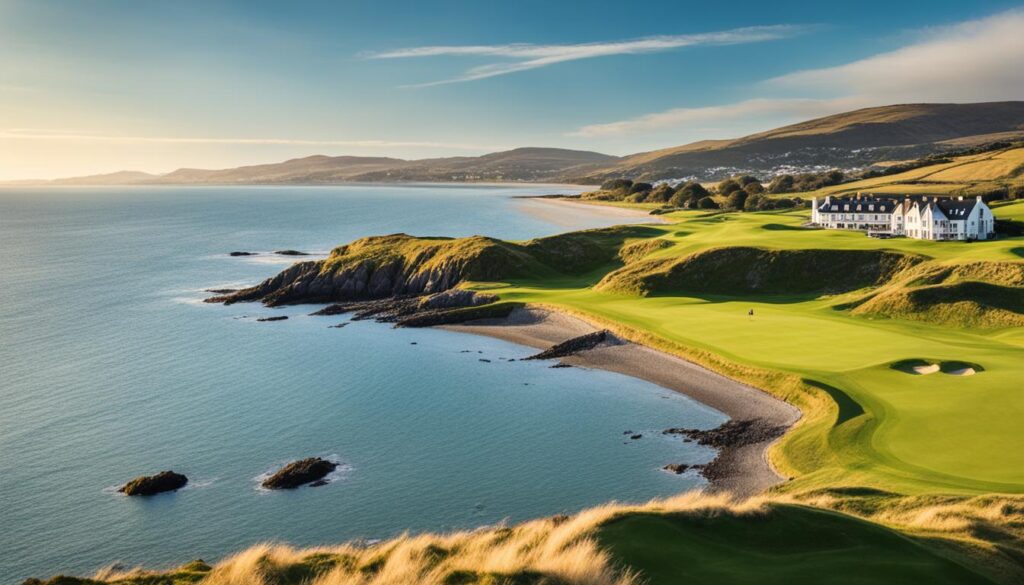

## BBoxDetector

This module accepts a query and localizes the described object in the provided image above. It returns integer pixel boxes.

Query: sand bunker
[947,367,976,376]
[912,364,940,375]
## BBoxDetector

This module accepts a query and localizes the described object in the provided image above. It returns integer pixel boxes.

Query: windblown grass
[29,493,761,585]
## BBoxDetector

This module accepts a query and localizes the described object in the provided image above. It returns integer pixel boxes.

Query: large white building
[811,194,996,241]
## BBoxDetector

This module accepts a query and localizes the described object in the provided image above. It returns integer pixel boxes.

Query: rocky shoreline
[443,307,802,497]
[204,242,800,497]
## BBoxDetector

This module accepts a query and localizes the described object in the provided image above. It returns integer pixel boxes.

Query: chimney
[976,195,983,201]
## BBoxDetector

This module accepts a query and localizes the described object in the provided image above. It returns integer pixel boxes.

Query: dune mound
[596,247,922,297]
[851,281,1024,328]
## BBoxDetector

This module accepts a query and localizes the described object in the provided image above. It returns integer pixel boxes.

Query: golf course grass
[471,203,1024,496]
[597,504,996,585]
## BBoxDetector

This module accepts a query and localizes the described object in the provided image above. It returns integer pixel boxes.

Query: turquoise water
[0,185,724,582]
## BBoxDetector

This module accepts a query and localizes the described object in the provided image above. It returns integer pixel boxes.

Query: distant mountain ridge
[15,102,1024,186]
[575,102,1024,182]
[32,148,616,186]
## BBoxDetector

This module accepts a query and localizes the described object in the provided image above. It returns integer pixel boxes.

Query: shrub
[767,175,794,194]
[629,182,653,195]
[601,178,632,192]
[726,191,749,210]
[697,196,720,209]
[744,182,765,195]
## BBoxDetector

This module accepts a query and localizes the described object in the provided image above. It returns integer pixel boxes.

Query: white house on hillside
[811,194,995,241]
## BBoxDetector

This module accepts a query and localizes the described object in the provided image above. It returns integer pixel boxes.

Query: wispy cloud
[364,25,808,87]
[570,9,1024,140]
[768,9,1024,102]
[0,129,509,151]
[570,97,871,137]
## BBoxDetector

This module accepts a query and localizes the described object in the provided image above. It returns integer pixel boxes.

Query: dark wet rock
[663,419,789,486]
[479,358,491,363]
[623,430,633,435]
[662,463,690,474]
[662,418,787,448]
[307,291,507,328]
[262,457,337,490]
[410,342,417,345]
[550,363,573,369]
[229,251,256,257]
[525,330,610,361]
[328,323,348,328]
[257,315,288,322]
[119,471,188,496]
[308,479,329,487]
[206,288,239,294]
[630,434,643,440]
[274,250,310,256]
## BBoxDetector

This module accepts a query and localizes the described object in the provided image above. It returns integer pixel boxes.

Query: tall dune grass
[79,493,764,585]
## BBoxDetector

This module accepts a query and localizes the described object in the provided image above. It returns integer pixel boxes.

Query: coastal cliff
[208,226,661,306]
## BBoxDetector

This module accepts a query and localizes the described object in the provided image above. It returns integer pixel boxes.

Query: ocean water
[0,185,725,581]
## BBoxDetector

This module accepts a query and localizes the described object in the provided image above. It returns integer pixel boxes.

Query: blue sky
[1,0,1022,179]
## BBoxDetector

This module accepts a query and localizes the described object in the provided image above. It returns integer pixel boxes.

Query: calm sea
[0,185,723,581]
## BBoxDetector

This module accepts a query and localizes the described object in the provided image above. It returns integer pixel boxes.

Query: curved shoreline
[443,306,801,498]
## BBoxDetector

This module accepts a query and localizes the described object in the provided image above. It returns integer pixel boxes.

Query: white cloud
[0,129,509,151]
[571,97,872,137]
[365,25,807,87]
[769,10,1024,102]
[570,9,1024,140]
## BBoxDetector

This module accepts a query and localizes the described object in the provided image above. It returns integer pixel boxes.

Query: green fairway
[469,201,1024,495]
[597,505,996,585]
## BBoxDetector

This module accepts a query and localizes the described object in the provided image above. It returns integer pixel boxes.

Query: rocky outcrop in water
[257,315,289,322]
[119,471,188,496]
[274,250,309,256]
[262,457,337,490]
[229,251,256,256]
[525,330,611,360]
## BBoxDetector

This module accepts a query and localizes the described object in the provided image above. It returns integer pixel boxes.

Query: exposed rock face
[663,419,787,448]
[525,330,611,360]
[119,471,188,496]
[662,463,690,474]
[262,457,337,490]
[308,291,512,328]
[663,419,789,485]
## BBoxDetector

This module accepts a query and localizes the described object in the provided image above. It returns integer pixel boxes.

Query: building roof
[934,198,978,219]
[817,194,981,220]
[817,196,899,214]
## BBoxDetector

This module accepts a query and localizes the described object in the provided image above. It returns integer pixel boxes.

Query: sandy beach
[515,196,667,227]
[444,306,801,497]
